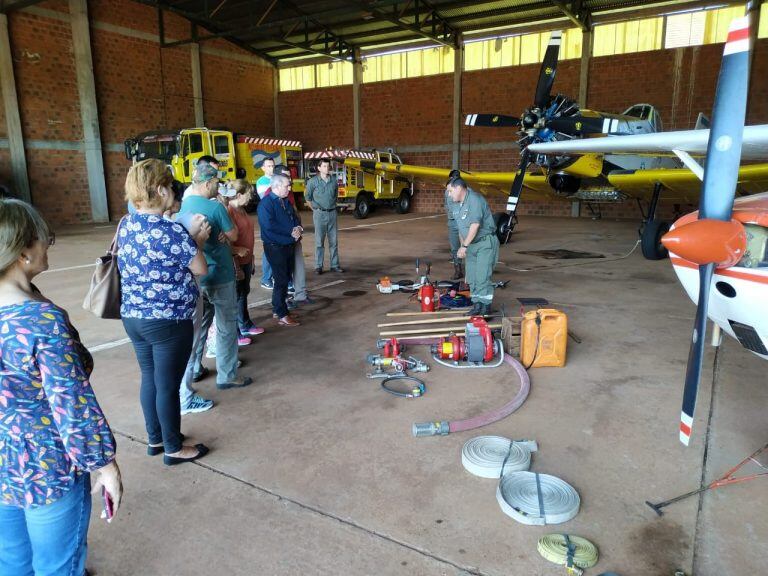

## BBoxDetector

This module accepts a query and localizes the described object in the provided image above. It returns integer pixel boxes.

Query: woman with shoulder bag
[118,159,211,465]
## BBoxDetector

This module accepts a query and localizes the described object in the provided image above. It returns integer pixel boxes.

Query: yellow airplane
[345,31,768,260]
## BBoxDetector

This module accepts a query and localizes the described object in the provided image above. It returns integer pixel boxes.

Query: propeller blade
[505,148,532,220]
[679,263,715,446]
[533,31,562,110]
[699,16,750,221]
[465,114,521,128]
[675,17,751,446]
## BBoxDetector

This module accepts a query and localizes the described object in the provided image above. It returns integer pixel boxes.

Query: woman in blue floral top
[0,199,122,576]
[118,159,211,466]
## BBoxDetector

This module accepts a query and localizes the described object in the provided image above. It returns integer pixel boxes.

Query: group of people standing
[0,153,347,574]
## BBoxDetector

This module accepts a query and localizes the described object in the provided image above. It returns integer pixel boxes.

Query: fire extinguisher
[419,283,435,312]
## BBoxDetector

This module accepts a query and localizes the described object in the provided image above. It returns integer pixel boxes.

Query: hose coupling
[412,420,450,437]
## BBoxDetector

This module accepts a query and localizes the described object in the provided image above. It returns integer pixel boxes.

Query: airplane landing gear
[638,182,670,260]
[494,212,517,244]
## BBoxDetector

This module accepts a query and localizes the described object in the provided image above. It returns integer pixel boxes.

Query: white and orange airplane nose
[662,219,746,268]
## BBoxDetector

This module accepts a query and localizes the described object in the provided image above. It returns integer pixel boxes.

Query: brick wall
[278,85,354,150]
[0,0,274,224]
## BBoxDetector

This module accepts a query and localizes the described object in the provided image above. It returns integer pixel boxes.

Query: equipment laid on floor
[520,308,568,368]
[366,354,429,374]
[462,436,538,478]
[432,317,502,367]
[537,534,599,576]
[645,442,768,516]
[497,471,581,525]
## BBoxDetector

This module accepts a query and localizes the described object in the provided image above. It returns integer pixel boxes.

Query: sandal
[163,443,210,466]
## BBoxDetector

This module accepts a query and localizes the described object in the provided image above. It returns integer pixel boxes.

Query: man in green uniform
[305,158,343,274]
[448,177,499,315]
[445,170,462,280]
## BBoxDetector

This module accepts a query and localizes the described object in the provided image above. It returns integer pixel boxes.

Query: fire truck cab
[124,128,305,201]
[303,149,414,219]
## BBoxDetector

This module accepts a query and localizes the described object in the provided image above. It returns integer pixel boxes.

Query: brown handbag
[82,218,125,319]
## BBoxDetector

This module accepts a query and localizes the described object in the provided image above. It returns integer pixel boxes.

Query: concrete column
[0,14,31,202]
[352,48,362,148]
[69,0,108,222]
[578,29,592,108]
[273,66,280,137]
[452,35,464,169]
[191,42,205,126]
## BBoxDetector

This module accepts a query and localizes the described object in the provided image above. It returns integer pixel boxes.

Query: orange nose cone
[662,218,746,267]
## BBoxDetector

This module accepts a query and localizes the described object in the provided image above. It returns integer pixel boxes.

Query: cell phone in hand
[102,486,114,523]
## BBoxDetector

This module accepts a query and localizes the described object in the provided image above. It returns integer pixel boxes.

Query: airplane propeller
[660,17,750,446]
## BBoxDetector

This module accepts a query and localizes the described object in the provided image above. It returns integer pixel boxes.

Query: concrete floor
[35,211,767,576]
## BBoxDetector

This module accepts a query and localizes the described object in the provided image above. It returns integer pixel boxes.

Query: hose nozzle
[412,420,449,437]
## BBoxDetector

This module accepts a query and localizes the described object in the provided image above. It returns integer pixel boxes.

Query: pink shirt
[227,205,255,266]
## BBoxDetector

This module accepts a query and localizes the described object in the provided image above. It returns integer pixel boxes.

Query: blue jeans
[0,472,91,576]
[263,243,294,318]
[194,282,239,384]
[180,295,204,406]
[260,253,272,284]
[123,318,193,453]
[237,262,255,333]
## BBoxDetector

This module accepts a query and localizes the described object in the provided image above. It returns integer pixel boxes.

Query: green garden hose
[537,533,599,575]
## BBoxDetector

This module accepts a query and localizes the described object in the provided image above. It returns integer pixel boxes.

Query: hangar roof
[1,0,746,65]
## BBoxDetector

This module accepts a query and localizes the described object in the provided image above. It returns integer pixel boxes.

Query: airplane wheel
[395,189,411,214]
[641,220,670,260]
[493,212,515,244]
[354,193,372,219]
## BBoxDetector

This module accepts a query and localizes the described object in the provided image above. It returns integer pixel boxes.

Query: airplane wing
[608,164,768,202]
[344,158,553,200]
[527,124,768,159]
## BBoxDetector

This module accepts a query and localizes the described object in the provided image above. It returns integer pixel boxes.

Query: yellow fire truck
[304,149,414,219]
[124,128,305,199]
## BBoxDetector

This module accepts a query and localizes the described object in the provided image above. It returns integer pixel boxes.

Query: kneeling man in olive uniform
[447,178,499,315]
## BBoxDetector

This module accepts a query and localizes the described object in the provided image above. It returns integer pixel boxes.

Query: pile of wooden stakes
[378,308,522,358]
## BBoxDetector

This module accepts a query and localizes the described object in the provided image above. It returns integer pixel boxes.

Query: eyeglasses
[48,232,56,247]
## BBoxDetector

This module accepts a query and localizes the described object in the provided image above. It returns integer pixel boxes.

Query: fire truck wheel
[354,193,373,219]
[395,189,412,214]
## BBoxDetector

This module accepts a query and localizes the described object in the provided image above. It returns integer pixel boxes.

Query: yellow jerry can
[520,309,567,367]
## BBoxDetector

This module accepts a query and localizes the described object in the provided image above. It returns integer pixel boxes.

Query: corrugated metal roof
[112,0,747,65]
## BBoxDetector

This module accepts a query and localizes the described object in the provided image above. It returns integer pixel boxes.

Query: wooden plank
[380,323,503,336]
[385,309,471,317]
[378,315,519,328]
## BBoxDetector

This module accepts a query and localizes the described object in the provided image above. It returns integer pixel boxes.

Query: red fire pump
[377,337,403,358]
[433,317,495,363]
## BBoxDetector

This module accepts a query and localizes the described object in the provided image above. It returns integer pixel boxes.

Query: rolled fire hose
[496,471,580,526]
[537,533,599,576]
[408,338,530,437]
[461,436,538,478]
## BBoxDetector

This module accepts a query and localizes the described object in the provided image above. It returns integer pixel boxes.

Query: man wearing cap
[447,177,499,316]
[305,158,343,274]
[179,163,253,389]
[445,169,462,280]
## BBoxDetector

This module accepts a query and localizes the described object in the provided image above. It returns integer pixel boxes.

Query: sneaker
[330,267,345,273]
[238,336,252,347]
[241,326,265,336]
[260,279,274,290]
[217,376,253,390]
[181,394,214,415]
[287,284,295,295]
[314,267,323,275]
[286,299,298,311]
